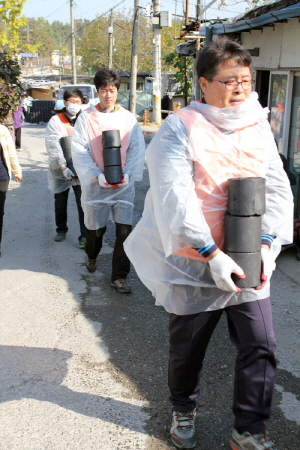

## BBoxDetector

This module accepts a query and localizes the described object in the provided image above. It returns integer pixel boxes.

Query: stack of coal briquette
[225,177,266,289]
[102,130,123,185]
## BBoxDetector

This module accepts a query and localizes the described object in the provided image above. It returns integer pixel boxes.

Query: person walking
[13,103,23,152]
[45,87,86,248]
[72,68,145,293]
[0,124,22,256]
[124,37,293,449]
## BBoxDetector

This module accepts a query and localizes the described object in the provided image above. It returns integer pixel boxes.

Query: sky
[22,0,253,24]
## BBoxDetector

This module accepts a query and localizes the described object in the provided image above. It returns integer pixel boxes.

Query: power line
[113,21,133,33]
[58,0,126,50]
[44,0,70,20]
[75,0,126,34]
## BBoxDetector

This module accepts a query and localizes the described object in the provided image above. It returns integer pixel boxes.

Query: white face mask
[66,103,81,116]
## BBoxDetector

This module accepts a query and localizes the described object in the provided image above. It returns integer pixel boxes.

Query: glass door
[268,72,292,155]
[287,73,300,217]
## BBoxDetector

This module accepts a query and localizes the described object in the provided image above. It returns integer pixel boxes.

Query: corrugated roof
[200,1,300,34]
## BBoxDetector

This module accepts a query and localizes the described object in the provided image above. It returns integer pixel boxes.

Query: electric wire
[43,0,70,21]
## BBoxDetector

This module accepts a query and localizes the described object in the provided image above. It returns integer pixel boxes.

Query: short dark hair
[82,94,89,105]
[94,67,120,91]
[63,87,84,101]
[196,36,252,79]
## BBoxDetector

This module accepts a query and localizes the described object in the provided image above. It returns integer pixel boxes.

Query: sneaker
[110,279,132,293]
[85,255,97,273]
[170,410,196,449]
[230,429,278,450]
[54,233,66,242]
[78,237,86,249]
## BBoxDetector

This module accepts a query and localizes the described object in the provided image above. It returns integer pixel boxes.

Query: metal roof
[200,2,300,34]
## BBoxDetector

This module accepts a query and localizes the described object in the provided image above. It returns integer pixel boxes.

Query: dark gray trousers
[85,223,132,281]
[0,179,9,244]
[54,185,86,239]
[168,297,276,434]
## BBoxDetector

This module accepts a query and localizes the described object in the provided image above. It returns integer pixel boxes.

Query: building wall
[241,18,300,69]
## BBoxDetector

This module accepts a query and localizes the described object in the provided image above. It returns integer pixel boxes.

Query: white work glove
[208,251,245,292]
[119,173,129,187]
[62,167,75,180]
[261,247,276,279]
[255,247,276,290]
[98,173,110,188]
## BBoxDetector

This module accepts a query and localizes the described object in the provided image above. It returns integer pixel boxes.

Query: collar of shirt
[99,106,115,113]
[62,107,80,126]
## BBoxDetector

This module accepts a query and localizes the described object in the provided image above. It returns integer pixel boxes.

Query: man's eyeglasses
[205,77,255,91]
[66,99,82,104]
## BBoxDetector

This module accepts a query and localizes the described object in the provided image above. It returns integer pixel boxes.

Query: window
[269,74,288,153]
[287,73,300,216]
[126,82,144,92]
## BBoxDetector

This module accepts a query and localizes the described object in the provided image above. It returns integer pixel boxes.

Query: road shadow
[0,345,148,433]
[1,131,300,449]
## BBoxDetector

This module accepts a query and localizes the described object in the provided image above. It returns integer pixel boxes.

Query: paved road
[0,123,299,450]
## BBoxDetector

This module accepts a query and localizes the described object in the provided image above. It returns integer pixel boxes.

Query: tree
[164,51,193,98]
[77,10,164,74]
[0,0,26,51]
[77,11,139,73]
[0,51,22,123]
[19,17,56,56]
[161,19,181,73]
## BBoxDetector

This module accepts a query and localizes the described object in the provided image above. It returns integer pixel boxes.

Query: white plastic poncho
[45,113,80,194]
[71,105,145,229]
[124,92,294,315]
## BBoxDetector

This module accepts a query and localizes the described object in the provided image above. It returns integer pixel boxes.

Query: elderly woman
[0,124,22,256]
[125,37,293,450]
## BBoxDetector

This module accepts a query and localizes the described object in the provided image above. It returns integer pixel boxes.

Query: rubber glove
[208,251,246,292]
[118,173,129,187]
[62,167,75,180]
[255,247,276,290]
[109,174,130,188]
[98,173,110,188]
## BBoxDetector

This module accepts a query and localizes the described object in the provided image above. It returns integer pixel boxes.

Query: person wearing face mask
[45,87,86,248]
[124,37,293,450]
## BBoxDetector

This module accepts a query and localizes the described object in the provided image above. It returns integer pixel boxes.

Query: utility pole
[152,0,161,124]
[185,0,189,24]
[184,57,188,106]
[129,0,139,115]
[70,0,77,84]
[108,9,114,69]
[24,23,32,43]
[195,0,202,101]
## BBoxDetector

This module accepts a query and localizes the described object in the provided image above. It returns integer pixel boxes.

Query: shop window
[269,74,288,153]
[287,74,300,217]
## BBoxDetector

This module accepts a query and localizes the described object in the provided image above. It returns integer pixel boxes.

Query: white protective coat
[124,92,294,315]
[45,113,80,194]
[71,105,145,229]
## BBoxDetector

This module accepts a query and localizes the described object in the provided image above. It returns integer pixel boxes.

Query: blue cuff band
[194,242,218,258]
[261,234,275,247]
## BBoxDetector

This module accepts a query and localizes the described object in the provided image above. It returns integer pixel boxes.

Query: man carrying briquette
[72,68,145,293]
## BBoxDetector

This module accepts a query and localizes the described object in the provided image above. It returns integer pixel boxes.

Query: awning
[200,2,300,34]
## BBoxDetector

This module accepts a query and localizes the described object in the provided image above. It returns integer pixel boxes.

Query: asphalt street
[0,123,299,450]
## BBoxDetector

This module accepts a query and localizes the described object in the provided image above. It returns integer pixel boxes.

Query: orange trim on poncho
[95,104,121,113]
[57,112,73,127]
